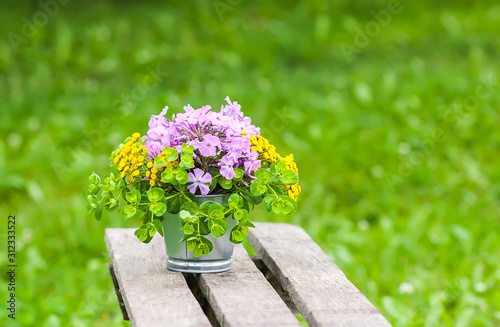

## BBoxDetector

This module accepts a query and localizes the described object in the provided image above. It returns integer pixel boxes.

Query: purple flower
[187,168,212,195]
[145,97,262,177]
[199,134,221,157]
[219,154,237,180]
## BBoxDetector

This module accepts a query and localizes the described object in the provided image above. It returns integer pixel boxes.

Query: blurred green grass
[1,1,499,326]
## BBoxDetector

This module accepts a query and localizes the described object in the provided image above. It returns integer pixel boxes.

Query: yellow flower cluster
[248,134,301,201]
[281,154,301,200]
[146,152,179,187]
[249,135,280,163]
[113,133,149,183]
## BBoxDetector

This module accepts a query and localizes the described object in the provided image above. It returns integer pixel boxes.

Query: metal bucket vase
[162,194,237,273]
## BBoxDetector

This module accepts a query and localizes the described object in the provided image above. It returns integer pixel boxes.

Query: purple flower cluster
[144,97,261,195]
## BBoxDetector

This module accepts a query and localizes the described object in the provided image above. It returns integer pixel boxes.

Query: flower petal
[193,168,204,181]
[200,172,212,184]
[187,183,198,194]
[198,184,210,195]
[187,172,196,183]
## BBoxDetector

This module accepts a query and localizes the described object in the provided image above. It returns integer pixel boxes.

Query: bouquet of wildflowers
[87,97,300,256]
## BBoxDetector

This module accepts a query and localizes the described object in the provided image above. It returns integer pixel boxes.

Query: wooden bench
[105,222,391,327]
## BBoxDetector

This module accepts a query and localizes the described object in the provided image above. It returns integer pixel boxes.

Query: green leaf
[104,197,118,211]
[161,168,174,183]
[240,191,263,205]
[199,218,210,235]
[200,235,213,253]
[219,176,233,189]
[88,183,100,195]
[150,202,167,216]
[180,234,198,243]
[264,194,278,204]
[165,147,179,161]
[233,168,244,181]
[209,223,224,238]
[199,201,216,214]
[281,201,293,214]
[95,204,103,221]
[108,180,117,191]
[255,169,271,183]
[166,193,181,214]
[208,217,228,237]
[87,194,98,204]
[182,143,195,154]
[187,238,197,251]
[280,170,298,185]
[134,227,152,243]
[109,169,120,184]
[180,201,199,215]
[175,170,189,184]
[89,172,101,185]
[179,210,191,219]
[153,162,167,169]
[228,193,241,209]
[180,223,195,235]
[145,222,157,237]
[125,189,141,204]
[193,246,203,257]
[271,199,283,214]
[233,209,248,220]
[240,219,256,228]
[281,195,297,208]
[230,228,245,243]
[208,208,224,220]
[250,181,267,196]
[269,184,284,196]
[147,188,165,203]
[123,204,137,218]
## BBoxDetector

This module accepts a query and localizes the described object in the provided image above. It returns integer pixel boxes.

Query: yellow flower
[241,131,248,136]
[113,156,120,164]
[151,174,157,180]
[142,148,148,154]
[147,161,153,168]
[137,162,143,167]
[120,171,126,178]
[128,176,134,183]
[123,166,129,172]
[132,170,140,176]
[138,156,145,162]
[151,167,158,174]
[150,180,155,186]
[146,171,151,178]
[132,132,141,140]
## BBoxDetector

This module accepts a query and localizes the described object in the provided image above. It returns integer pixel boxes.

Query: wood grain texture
[105,228,211,327]
[247,223,392,327]
[195,245,301,327]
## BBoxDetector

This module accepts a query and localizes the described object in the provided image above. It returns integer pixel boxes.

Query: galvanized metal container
[162,194,237,273]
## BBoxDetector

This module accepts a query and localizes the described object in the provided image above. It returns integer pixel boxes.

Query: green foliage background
[1,1,499,326]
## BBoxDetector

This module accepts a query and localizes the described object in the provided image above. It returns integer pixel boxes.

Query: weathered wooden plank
[105,228,211,327]
[108,262,129,320]
[195,245,301,327]
[247,223,392,327]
